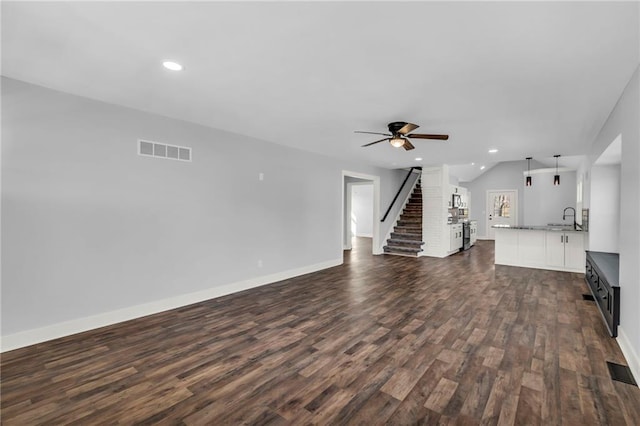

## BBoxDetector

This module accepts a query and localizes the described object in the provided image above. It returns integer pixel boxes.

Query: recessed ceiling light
[163,61,183,71]
[415,157,423,161]
[488,149,498,153]
[471,162,475,166]
[480,165,486,170]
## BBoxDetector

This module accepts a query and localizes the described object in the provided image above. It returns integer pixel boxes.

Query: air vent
[138,139,191,162]
[607,361,637,386]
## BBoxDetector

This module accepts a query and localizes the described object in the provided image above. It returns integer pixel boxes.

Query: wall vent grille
[138,139,191,162]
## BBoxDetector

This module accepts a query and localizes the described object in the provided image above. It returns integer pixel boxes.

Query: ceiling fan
[355,121,449,151]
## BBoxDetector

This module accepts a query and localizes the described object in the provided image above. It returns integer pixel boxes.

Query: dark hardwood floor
[2,238,639,425]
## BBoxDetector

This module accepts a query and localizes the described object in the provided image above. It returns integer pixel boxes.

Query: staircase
[383,180,425,257]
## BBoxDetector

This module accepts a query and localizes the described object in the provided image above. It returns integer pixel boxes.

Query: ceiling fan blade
[361,137,390,147]
[403,140,415,151]
[397,122,419,135]
[406,134,449,140]
[354,131,392,136]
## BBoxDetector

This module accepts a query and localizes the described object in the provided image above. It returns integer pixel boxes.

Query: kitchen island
[493,225,585,272]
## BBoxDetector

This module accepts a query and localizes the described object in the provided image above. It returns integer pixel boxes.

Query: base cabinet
[564,233,585,270]
[449,224,463,253]
[545,233,565,268]
[495,229,585,272]
[545,231,584,270]
[470,222,478,246]
[585,251,620,337]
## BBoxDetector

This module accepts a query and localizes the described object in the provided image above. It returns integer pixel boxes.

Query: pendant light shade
[525,157,532,186]
[553,154,561,186]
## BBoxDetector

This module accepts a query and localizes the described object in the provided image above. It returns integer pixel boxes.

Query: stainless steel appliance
[463,222,471,250]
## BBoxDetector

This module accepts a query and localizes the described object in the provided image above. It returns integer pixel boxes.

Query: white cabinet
[449,224,463,252]
[564,232,585,270]
[495,229,585,272]
[545,231,584,270]
[545,232,566,268]
[460,187,469,208]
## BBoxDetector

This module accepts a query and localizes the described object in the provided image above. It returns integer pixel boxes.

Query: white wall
[1,77,408,348]
[462,160,543,238]
[523,169,577,226]
[584,64,640,380]
[589,165,621,253]
[351,184,373,237]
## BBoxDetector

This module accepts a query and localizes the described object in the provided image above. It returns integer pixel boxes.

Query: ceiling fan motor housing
[388,121,409,134]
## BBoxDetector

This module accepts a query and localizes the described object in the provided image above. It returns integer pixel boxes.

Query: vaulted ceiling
[2,2,638,181]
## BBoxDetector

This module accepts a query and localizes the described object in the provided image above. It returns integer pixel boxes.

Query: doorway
[350,183,374,239]
[342,171,381,255]
[486,189,518,239]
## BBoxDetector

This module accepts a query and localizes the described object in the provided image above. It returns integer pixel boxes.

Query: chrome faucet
[563,207,576,229]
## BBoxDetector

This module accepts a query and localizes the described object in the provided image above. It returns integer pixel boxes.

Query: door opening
[486,189,518,240]
[342,171,381,255]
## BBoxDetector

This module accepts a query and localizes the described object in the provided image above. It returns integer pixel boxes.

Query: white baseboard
[355,233,373,238]
[617,326,640,388]
[1,258,343,353]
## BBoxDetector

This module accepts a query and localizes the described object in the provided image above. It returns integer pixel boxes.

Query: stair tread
[387,238,425,245]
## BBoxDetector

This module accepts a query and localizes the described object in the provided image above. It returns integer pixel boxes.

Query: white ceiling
[2,2,639,181]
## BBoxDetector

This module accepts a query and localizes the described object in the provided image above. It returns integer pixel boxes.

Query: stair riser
[386,241,424,249]
[390,233,422,241]
[383,247,422,256]
[384,252,419,258]
[394,227,421,233]
[398,220,421,226]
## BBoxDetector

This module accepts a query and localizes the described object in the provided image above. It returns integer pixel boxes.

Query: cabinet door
[564,232,584,270]
[545,232,565,267]
[450,228,457,251]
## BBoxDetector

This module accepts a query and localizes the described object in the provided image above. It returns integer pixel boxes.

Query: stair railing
[381,167,421,222]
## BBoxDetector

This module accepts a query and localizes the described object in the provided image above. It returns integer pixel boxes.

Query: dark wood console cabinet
[585,251,620,337]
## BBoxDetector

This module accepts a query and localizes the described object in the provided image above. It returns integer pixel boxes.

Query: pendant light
[553,154,561,185]
[525,157,532,186]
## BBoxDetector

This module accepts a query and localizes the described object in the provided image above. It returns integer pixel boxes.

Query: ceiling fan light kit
[355,121,449,152]
[390,136,406,148]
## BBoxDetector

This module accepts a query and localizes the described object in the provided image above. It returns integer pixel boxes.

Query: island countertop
[492,224,585,232]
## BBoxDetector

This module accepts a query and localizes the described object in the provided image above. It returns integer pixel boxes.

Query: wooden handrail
[381,167,420,222]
